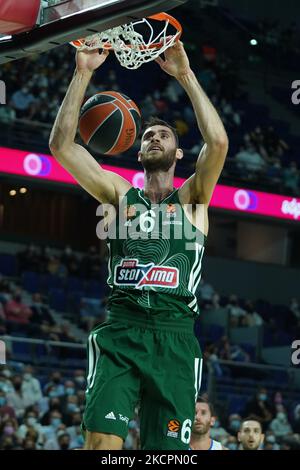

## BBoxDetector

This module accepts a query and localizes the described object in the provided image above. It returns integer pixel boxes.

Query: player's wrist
[75,67,94,77]
[176,68,194,82]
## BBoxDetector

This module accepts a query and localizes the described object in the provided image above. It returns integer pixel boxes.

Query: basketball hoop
[70,12,182,70]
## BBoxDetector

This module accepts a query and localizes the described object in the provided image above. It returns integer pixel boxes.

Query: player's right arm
[49,49,131,204]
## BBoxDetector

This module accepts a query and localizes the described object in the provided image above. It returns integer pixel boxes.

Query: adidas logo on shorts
[105,411,117,420]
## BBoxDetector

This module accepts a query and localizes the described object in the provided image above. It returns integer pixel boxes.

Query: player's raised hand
[155,41,191,79]
[76,48,109,73]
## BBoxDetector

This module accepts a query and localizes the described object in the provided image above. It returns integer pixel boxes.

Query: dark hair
[196,395,216,417]
[142,117,179,148]
[240,416,263,432]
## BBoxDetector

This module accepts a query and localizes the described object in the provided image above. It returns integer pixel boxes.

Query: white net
[71,17,181,70]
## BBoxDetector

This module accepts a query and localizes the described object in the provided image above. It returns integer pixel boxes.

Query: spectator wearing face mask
[0,390,16,420]
[243,388,275,430]
[66,412,84,448]
[225,435,239,451]
[269,410,293,441]
[0,418,19,447]
[42,410,64,442]
[228,414,242,434]
[44,372,65,398]
[40,397,63,425]
[6,375,33,419]
[16,410,44,446]
[22,365,42,406]
[210,415,229,442]
[73,370,86,391]
[0,370,14,394]
[62,395,80,426]
[264,432,280,450]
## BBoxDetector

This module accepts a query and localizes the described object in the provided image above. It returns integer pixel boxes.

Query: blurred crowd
[232,127,299,195]
[0,275,79,342]
[17,243,105,281]
[0,364,299,450]
[0,32,298,196]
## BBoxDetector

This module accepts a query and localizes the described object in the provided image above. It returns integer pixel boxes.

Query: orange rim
[71,12,182,51]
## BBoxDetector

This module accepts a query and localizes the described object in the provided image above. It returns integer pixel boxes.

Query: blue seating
[49,288,66,311]
[0,253,17,276]
[22,271,40,293]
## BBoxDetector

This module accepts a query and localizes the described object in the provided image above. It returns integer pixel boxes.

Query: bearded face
[139,125,180,172]
[192,403,215,436]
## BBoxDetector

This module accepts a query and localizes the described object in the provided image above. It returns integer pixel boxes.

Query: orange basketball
[79,91,141,155]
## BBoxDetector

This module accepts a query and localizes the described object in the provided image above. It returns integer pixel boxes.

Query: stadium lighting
[20,188,27,194]
[9,190,17,196]
[250,39,258,46]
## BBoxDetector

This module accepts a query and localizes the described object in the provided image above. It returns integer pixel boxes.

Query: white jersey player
[189,396,228,451]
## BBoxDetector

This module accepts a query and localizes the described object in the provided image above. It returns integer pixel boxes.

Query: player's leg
[84,431,123,450]
[82,322,141,450]
[139,330,202,450]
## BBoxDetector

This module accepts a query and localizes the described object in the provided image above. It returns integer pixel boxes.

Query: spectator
[196,278,215,306]
[0,390,16,420]
[292,404,300,433]
[4,292,32,326]
[73,370,86,391]
[210,416,229,442]
[16,410,44,446]
[6,375,34,419]
[235,144,266,175]
[66,412,84,448]
[243,301,264,327]
[243,388,275,430]
[228,414,242,434]
[0,105,16,123]
[123,421,140,450]
[17,244,41,272]
[218,336,250,363]
[227,295,247,327]
[30,293,55,326]
[42,410,64,442]
[269,411,293,441]
[47,256,67,278]
[21,365,42,406]
[267,159,283,186]
[284,162,300,195]
[0,418,20,449]
[10,86,37,118]
[57,431,71,450]
[44,372,65,398]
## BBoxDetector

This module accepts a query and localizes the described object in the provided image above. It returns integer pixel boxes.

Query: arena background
[0,0,300,451]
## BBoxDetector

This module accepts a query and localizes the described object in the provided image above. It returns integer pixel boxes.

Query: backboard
[0,0,188,65]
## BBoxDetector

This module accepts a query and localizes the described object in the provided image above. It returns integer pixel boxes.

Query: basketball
[78,91,142,155]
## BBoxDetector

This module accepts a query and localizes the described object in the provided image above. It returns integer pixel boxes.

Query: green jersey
[106,187,206,320]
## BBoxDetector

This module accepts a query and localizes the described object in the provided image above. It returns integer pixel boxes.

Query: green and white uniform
[83,187,206,450]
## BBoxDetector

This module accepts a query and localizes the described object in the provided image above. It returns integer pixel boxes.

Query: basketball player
[238,418,265,450]
[189,396,227,450]
[49,41,228,450]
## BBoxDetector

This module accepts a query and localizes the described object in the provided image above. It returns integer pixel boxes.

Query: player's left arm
[156,42,229,205]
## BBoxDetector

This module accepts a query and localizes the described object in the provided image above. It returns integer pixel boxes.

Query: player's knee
[84,432,123,450]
